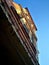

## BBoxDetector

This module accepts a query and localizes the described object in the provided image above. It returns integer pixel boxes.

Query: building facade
[0,0,39,65]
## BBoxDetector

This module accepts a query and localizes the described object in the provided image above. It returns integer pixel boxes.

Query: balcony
[0,1,39,65]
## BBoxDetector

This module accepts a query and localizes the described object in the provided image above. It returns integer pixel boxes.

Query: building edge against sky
[0,0,40,65]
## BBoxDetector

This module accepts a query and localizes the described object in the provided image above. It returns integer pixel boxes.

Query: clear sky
[14,0,49,65]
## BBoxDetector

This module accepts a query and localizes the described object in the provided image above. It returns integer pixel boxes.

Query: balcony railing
[10,6,39,65]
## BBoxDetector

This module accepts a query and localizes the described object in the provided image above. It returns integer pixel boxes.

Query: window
[13,2,22,15]
[23,24,29,34]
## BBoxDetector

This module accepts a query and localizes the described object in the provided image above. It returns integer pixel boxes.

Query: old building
[0,0,39,65]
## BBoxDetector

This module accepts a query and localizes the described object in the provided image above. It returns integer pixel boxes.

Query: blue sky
[14,0,49,65]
